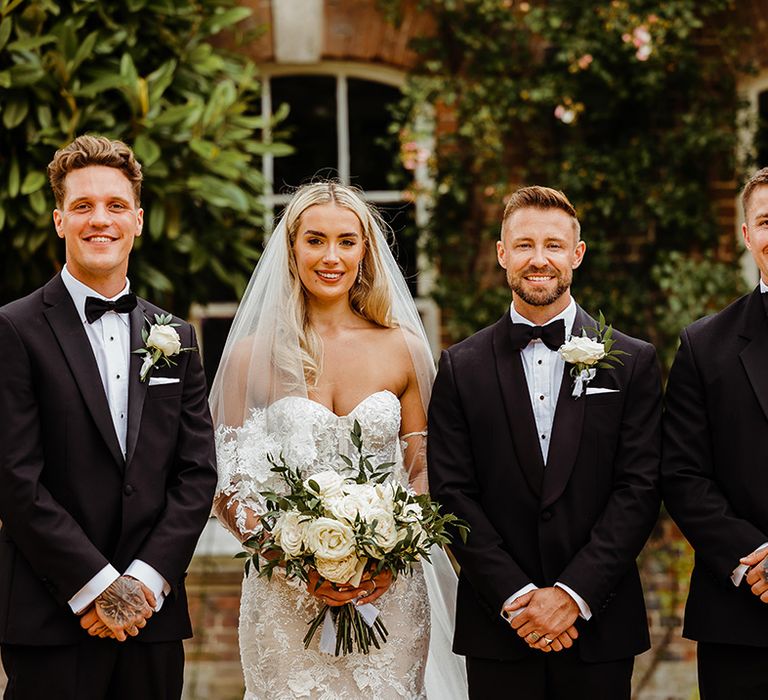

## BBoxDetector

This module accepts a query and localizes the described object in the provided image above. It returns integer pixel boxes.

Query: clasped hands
[79,575,156,642]
[740,547,768,603]
[504,587,579,653]
[307,567,393,607]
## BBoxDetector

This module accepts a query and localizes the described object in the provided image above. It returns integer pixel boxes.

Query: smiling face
[53,165,143,297]
[743,185,768,285]
[497,206,586,320]
[292,203,365,305]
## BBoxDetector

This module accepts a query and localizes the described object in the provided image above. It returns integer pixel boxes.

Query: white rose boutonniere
[133,313,197,381]
[558,312,629,398]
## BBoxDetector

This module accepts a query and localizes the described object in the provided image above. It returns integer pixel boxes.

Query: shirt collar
[510,297,577,337]
[761,278,768,294]
[61,265,131,326]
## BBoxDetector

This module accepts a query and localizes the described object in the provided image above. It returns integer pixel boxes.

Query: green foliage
[0,0,289,310]
[381,0,752,367]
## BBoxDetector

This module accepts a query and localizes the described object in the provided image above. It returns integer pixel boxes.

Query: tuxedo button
[541,510,552,521]
[124,484,135,496]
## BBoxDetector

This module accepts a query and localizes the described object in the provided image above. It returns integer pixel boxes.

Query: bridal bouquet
[238,420,468,656]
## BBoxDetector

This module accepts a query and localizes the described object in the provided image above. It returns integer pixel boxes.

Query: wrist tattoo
[95,576,147,627]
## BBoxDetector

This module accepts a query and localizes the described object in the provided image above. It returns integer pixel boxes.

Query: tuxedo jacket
[427,307,662,662]
[662,287,768,646]
[0,273,217,645]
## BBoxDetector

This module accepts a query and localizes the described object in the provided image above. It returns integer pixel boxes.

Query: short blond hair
[48,135,142,208]
[502,185,580,238]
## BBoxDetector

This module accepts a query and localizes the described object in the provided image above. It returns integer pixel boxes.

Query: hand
[307,568,394,607]
[92,575,154,641]
[508,587,580,652]
[742,549,768,602]
[79,605,115,639]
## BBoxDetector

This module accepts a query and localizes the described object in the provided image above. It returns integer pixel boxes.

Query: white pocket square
[585,387,620,395]
[148,377,180,386]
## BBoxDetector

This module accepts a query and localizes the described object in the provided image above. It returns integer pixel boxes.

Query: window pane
[348,79,407,191]
[378,202,418,297]
[272,76,338,191]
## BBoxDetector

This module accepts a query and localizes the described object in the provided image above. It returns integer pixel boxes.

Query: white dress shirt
[61,266,169,614]
[502,298,592,622]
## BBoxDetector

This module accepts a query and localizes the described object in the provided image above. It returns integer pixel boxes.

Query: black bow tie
[84,293,137,324]
[509,318,566,352]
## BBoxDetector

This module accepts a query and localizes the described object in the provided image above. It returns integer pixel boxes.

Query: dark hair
[48,135,142,208]
[502,185,580,238]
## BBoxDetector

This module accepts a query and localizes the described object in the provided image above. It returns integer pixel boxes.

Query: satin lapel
[541,306,592,510]
[738,288,768,424]
[125,302,149,466]
[42,276,124,468]
[492,315,544,498]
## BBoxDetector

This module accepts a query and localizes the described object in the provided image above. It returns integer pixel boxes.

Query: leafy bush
[0,0,289,310]
[382,0,752,367]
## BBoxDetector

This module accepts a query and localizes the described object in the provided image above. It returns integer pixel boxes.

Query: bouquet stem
[303,603,388,656]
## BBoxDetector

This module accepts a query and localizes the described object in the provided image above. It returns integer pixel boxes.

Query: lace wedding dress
[216,390,440,699]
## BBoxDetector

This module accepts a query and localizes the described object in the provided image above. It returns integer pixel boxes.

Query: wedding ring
[529,632,540,642]
[543,637,553,645]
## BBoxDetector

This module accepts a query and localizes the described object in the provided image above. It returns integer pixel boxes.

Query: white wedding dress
[215,390,464,700]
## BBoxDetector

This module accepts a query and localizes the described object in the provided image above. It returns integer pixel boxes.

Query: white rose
[398,501,423,525]
[273,510,306,558]
[326,491,369,524]
[315,553,361,584]
[147,324,182,356]
[305,517,355,560]
[304,471,346,499]
[363,509,399,555]
[558,336,606,365]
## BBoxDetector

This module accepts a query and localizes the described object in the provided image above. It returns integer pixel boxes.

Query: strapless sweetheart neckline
[272,389,399,419]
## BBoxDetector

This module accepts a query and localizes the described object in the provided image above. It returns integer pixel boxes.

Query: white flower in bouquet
[273,510,307,558]
[558,335,605,365]
[306,517,355,560]
[315,553,362,585]
[398,502,423,524]
[304,470,346,499]
[363,509,399,555]
[326,490,370,524]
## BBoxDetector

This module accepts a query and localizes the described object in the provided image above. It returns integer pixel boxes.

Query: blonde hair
[502,185,580,239]
[281,181,394,386]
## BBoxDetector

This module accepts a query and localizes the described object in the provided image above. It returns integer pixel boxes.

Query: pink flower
[577,54,593,70]
[554,105,576,124]
[622,33,632,43]
[636,44,652,61]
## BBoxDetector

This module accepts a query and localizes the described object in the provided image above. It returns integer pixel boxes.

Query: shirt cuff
[555,582,592,620]
[68,564,120,614]
[125,560,171,612]
[500,583,538,622]
[731,542,768,587]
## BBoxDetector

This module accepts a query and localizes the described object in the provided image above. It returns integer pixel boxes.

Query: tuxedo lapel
[125,302,149,466]
[541,305,591,510]
[42,275,124,468]
[738,288,768,425]
[492,315,544,498]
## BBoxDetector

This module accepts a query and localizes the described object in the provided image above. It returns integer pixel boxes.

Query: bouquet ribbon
[571,367,596,397]
[318,603,380,655]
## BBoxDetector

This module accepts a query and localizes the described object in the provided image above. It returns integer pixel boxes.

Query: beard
[507,266,572,307]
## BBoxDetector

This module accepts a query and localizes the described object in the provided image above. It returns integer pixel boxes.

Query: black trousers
[466,650,633,700]
[698,641,768,699]
[1,638,184,700]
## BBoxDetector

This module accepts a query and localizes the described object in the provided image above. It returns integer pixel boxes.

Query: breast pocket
[146,382,183,399]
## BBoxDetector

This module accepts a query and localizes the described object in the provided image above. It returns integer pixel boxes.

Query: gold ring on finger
[529,632,540,642]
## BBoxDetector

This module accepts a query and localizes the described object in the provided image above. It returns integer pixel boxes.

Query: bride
[209,182,467,699]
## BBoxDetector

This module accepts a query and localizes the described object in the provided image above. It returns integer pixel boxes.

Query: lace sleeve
[213,411,283,542]
[401,429,429,495]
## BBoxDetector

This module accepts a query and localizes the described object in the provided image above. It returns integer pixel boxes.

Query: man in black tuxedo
[428,186,662,699]
[662,167,768,698]
[0,136,217,699]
